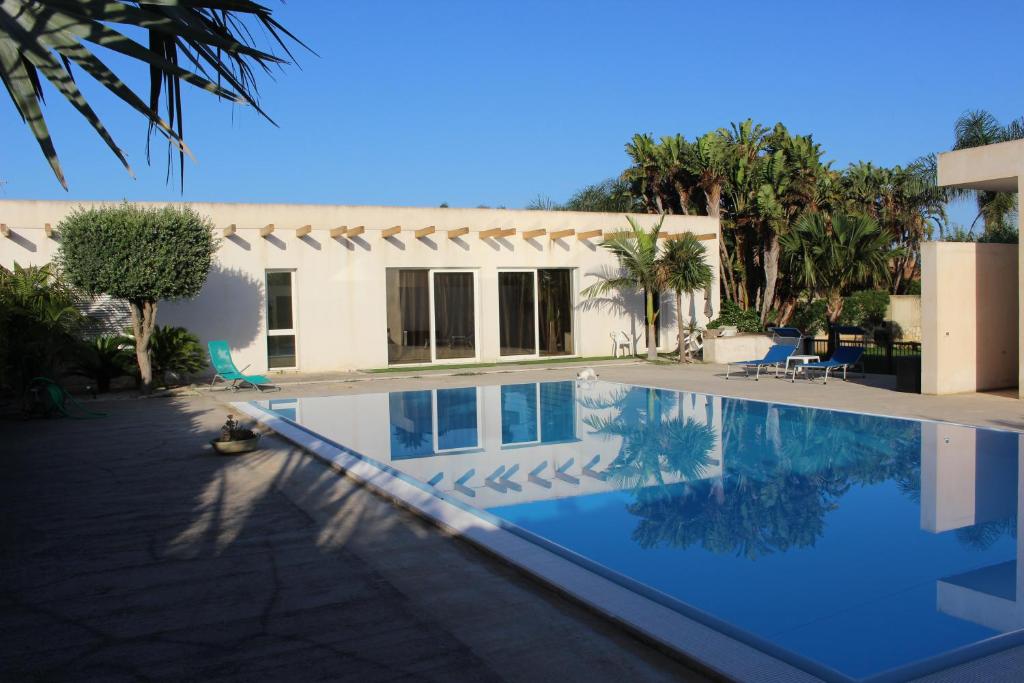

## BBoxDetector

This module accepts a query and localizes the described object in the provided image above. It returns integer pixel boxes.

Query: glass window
[386,269,431,364]
[538,269,573,356]
[267,335,296,369]
[267,272,293,330]
[433,272,475,360]
[499,272,536,356]
[436,387,479,450]
[266,271,296,368]
[540,381,576,443]
[501,384,539,444]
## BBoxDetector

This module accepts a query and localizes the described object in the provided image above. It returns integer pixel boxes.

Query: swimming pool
[249,380,1022,682]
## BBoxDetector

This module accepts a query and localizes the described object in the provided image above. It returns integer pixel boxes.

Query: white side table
[786,355,821,373]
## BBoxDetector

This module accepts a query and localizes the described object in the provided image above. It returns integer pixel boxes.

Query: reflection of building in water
[921,423,1022,630]
[262,381,723,509]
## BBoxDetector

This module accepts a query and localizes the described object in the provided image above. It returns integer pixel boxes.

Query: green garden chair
[207,341,278,391]
[24,377,106,419]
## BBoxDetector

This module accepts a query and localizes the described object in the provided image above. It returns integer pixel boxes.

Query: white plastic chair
[611,330,632,358]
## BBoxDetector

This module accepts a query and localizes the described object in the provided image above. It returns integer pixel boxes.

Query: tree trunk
[646,290,658,361]
[676,290,686,363]
[825,293,844,356]
[673,180,690,215]
[128,298,158,393]
[760,232,780,325]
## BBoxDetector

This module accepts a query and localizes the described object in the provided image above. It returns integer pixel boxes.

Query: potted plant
[211,414,261,454]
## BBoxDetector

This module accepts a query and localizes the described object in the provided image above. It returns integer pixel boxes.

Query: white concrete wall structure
[921,242,1018,395]
[0,200,719,373]
[934,140,1023,397]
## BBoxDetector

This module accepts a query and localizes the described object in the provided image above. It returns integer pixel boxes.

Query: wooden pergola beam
[549,228,574,240]
[415,225,435,238]
[296,224,312,238]
[329,225,347,238]
[447,227,469,239]
[695,232,717,241]
[44,223,55,239]
[382,225,402,238]
[0,223,9,238]
[479,228,502,239]
[522,228,546,239]
[223,223,236,237]
[260,224,275,237]
[347,225,365,237]
[576,229,602,240]
[603,230,625,239]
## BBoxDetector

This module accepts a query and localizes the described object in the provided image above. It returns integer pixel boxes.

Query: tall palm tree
[0,1,304,188]
[780,212,895,325]
[582,216,665,360]
[658,234,712,362]
[952,110,1023,235]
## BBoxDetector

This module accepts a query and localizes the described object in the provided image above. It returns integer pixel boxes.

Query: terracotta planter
[210,433,261,455]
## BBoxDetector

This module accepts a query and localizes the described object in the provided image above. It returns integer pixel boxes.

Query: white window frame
[266,269,298,371]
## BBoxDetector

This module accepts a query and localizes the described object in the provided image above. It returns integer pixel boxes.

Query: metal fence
[806,338,921,375]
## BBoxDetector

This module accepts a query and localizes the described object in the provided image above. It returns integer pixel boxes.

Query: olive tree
[58,203,217,391]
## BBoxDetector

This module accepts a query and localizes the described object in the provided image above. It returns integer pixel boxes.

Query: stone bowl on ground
[211,430,261,455]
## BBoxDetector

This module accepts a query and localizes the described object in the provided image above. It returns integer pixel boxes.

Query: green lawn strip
[362,355,629,374]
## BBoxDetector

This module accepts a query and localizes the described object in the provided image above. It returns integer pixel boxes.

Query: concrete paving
[0,389,707,682]
[4,361,1023,682]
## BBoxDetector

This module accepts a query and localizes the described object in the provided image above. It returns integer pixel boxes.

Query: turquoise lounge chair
[791,345,865,384]
[726,344,795,380]
[208,341,278,391]
[24,377,106,419]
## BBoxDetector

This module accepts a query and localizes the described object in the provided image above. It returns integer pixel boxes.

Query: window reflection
[389,387,480,458]
[499,381,576,446]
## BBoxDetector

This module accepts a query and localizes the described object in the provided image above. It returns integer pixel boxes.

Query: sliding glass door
[386,268,478,364]
[386,269,431,364]
[433,271,476,360]
[498,268,574,358]
[498,271,537,356]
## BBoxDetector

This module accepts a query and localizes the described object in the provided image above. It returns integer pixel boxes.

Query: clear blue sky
[1,0,1020,228]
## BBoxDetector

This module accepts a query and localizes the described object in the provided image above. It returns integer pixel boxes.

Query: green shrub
[707,301,763,333]
[790,300,828,337]
[0,263,85,392]
[121,325,205,388]
[840,290,889,328]
[68,336,132,393]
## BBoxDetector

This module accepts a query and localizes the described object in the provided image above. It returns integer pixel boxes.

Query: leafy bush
[840,290,889,328]
[706,301,763,333]
[0,263,85,393]
[945,225,1018,244]
[69,336,132,393]
[122,325,206,388]
[790,300,828,337]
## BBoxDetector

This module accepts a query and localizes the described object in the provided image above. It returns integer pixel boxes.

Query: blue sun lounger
[791,345,865,384]
[208,341,278,391]
[726,344,796,380]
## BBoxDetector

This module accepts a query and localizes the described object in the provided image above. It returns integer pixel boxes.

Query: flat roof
[936,139,1023,192]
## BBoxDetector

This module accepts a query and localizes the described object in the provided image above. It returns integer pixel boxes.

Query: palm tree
[582,216,665,360]
[658,235,712,362]
[780,212,895,326]
[952,110,1024,235]
[0,1,304,188]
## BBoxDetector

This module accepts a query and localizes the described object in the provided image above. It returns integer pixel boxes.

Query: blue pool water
[254,381,1022,681]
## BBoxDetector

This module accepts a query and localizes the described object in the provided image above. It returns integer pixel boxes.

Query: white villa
[0,200,720,374]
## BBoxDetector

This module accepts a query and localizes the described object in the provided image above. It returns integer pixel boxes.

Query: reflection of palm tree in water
[605,393,929,559]
[584,386,717,492]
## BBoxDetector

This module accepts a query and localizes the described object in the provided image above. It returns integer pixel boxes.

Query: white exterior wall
[0,200,720,373]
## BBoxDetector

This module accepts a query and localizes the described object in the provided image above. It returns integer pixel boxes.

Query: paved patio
[3,361,1024,681]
